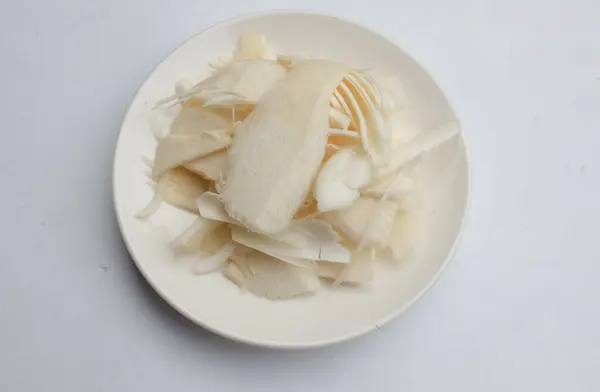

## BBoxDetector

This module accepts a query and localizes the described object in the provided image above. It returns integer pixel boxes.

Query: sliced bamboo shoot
[362,171,415,200]
[316,249,374,284]
[315,149,372,212]
[170,105,232,136]
[224,250,320,300]
[162,167,209,213]
[231,227,351,265]
[193,243,235,275]
[233,34,276,60]
[220,60,351,233]
[200,223,233,255]
[378,120,460,177]
[325,197,399,249]
[197,60,287,101]
[153,130,233,179]
[185,150,228,181]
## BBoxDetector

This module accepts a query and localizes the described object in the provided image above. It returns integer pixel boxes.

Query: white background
[1,0,598,391]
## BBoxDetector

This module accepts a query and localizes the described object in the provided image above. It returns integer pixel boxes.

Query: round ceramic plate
[113,11,469,348]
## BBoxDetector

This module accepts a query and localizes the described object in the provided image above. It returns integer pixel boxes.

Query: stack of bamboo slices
[138,34,460,300]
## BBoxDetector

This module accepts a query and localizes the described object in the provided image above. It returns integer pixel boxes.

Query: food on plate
[137,34,460,299]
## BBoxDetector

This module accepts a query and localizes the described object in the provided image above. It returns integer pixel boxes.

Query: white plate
[113,11,470,348]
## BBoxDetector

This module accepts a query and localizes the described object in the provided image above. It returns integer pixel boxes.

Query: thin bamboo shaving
[171,217,211,252]
[136,171,172,219]
[333,167,407,285]
[194,243,236,275]
[328,129,360,138]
